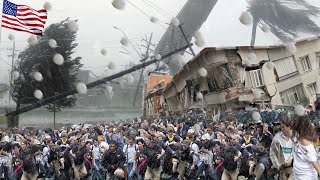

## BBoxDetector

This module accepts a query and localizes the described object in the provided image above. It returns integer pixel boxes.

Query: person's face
[145,138,151,145]
[14,146,19,152]
[128,139,134,146]
[281,124,291,136]
[168,131,173,136]
[94,140,98,146]
[137,141,144,148]
[206,128,212,135]
[109,144,117,152]
[245,133,250,139]
[179,123,183,127]
[230,137,237,144]
[215,144,220,150]
[107,130,113,137]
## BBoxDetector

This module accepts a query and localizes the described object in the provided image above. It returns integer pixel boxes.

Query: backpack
[23,154,37,174]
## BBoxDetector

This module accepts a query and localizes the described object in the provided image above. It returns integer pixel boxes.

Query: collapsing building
[161,36,320,117]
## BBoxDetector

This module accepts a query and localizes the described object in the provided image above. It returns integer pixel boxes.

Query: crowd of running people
[0,112,319,180]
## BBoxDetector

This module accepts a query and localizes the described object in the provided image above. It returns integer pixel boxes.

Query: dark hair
[136,138,145,145]
[281,117,292,128]
[110,140,118,147]
[292,116,316,142]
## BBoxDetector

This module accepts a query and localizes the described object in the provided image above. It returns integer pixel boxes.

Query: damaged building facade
[161,36,320,116]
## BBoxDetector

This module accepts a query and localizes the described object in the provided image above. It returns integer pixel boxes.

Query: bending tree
[10,18,83,127]
[248,0,320,46]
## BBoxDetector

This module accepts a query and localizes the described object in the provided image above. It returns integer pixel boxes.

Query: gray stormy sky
[0,0,319,83]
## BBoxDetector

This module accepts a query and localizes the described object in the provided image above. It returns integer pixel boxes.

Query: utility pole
[132,33,155,107]
[7,42,19,105]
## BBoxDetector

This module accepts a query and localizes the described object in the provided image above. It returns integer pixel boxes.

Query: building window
[300,55,312,72]
[316,52,320,67]
[307,83,317,96]
[274,57,298,80]
[280,84,306,105]
[249,69,264,88]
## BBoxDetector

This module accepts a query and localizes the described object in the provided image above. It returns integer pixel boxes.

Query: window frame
[300,55,312,72]
[249,69,264,88]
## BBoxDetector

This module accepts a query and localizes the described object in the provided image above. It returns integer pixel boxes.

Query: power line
[140,0,172,18]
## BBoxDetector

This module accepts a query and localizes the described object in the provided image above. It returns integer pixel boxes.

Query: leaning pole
[6,44,192,118]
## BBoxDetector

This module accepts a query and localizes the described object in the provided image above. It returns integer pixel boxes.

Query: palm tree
[248,0,320,46]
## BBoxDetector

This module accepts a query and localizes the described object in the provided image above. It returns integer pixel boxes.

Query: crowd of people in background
[0,112,318,180]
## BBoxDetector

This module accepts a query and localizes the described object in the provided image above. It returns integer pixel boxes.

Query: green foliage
[12,18,83,113]
[248,0,320,44]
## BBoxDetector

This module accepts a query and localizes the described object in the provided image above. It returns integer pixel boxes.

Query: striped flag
[2,0,47,36]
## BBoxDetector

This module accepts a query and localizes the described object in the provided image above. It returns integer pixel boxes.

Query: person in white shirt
[270,118,294,180]
[123,137,138,180]
[292,116,320,179]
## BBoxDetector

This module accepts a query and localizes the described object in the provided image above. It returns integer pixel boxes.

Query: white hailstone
[12,71,20,80]
[100,49,107,56]
[107,62,116,70]
[196,92,204,100]
[67,20,78,33]
[155,54,162,60]
[239,11,253,26]
[34,89,43,100]
[198,67,208,77]
[260,22,270,33]
[194,38,205,47]
[252,88,262,99]
[112,0,126,10]
[294,105,305,116]
[33,72,43,82]
[265,61,275,70]
[194,31,202,39]
[27,36,37,45]
[170,17,180,27]
[285,42,296,55]
[43,1,52,11]
[48,39,57,48]
[175,54,184,65]
[53,53,64,65]
[252,111,261,121]
[150,16,158,23]
[120,37,129,47]
[248,52,257,62]
[126,74,134,84]
[8,34,15,41]
[76,82,87,94]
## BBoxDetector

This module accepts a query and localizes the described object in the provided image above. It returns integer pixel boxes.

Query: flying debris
[260,22,270,33]
[76,83,87,94]
[43,1,52,11]
[33,72,43,82]
[198,67,208,77]
[155,54,162,60]
[53,54,64,65]
[285,42,296,55]
[34,89,43,100]
[294,105,305,116]
[239,11,253,26]
[265,61,275,70]
[8,34,14,41]
[120,37,129,47]
[101,49,107,56]
[67,20,78,32]
[150,16,158,23]
[170,17,180,27]
[12,71,20,80]
[252,111,261,121]
[196,92,203,100]
[112,0,126,10]
[27,36,38,45]
[48,39,57,48]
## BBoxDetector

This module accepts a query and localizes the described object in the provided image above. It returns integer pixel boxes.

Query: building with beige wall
[162,36,320,114]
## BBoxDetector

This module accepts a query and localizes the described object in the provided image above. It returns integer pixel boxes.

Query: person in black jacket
[102,140,126,179]
[69,142,87,180]
[177,118,189,140]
